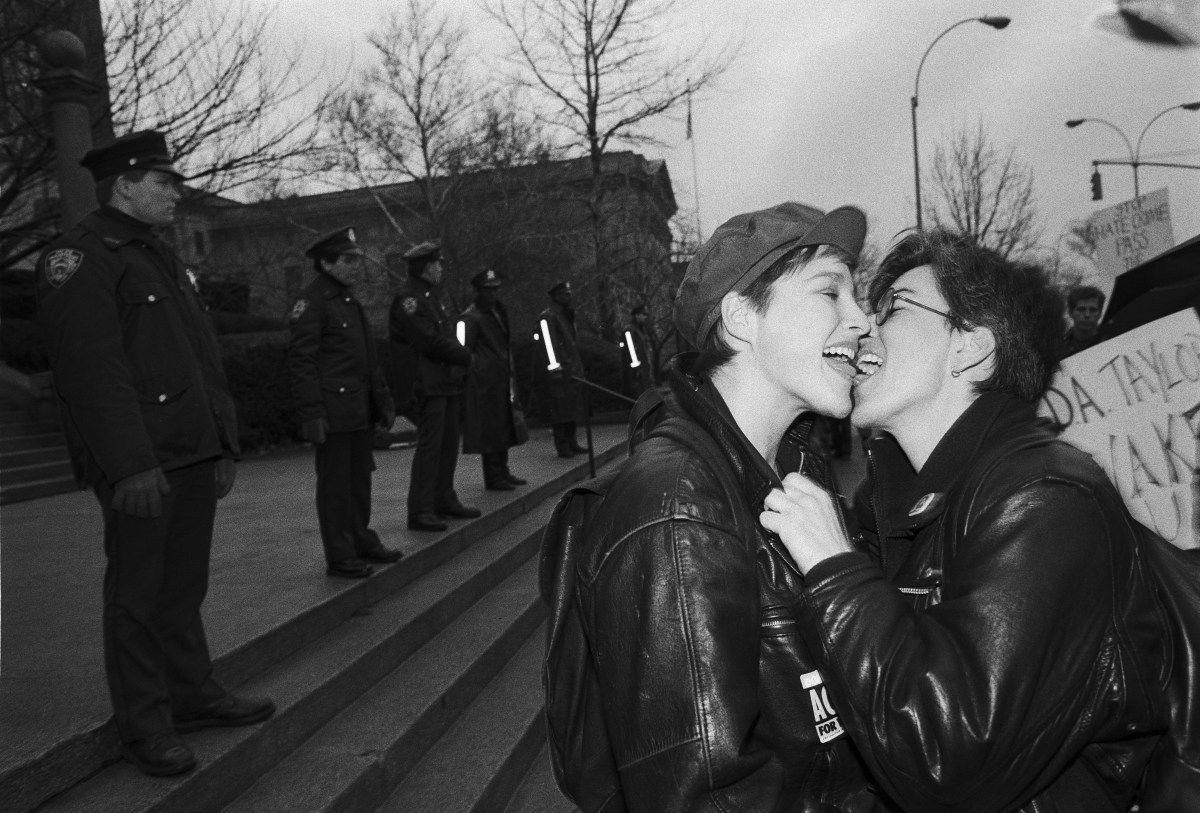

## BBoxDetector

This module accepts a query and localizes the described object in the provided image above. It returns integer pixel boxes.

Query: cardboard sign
[1038,308,1200,549]
[1085,188,1175,280]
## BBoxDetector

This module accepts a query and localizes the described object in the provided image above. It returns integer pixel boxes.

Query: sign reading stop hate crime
[1085,188,1175,279]
[1039,308,1200,549]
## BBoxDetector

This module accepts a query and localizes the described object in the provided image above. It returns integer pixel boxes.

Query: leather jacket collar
[665,353,817,509]
[868,391,1040,534]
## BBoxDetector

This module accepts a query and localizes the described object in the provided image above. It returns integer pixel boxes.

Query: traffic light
[1090,166,1103,201]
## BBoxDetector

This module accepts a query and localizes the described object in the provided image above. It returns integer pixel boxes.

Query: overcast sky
[262,0,1199,285]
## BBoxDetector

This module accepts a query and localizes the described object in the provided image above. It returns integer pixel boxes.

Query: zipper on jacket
[865,445,889,574]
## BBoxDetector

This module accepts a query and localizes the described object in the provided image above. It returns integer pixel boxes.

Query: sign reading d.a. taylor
[1039,308,1200,549]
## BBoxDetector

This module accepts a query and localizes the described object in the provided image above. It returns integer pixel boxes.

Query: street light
[911,15,1011,231]
[1066,102,1200,199]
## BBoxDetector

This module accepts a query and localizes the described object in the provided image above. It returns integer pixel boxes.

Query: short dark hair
[869,230,1064,403]
[695,243,857,378]
[1067,285,1105,310]
[96,169,149,204]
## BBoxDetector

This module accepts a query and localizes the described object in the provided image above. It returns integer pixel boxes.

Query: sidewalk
[0,424,626,784]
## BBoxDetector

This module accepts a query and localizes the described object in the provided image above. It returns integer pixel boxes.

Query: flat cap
[403,241,440,263]
[81,130,184,182]
[471,268,503,289]
[673,203,866,348]
[548,281,572,297]
[305,226,364,260]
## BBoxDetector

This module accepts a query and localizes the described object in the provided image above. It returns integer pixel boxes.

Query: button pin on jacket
[148,294,157,302]
[158,394,167,403]
[908,492,944,517]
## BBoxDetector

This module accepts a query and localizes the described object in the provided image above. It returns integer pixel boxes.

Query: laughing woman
[761,230,1170,812]
[547,203,896,812]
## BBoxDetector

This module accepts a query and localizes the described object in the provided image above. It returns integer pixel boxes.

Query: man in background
[389,241,479,532]
[459,269,527,491]
[288,226,400,579]
[37,130,274,778]
[1061,284,1105,358]
[533,281,587,458]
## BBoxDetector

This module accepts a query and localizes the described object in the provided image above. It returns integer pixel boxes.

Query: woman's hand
[760,472,855,575]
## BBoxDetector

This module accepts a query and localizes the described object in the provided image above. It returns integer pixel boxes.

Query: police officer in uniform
[533,281,587,457]
[389,241,480,532]
[459,269,528,490]
[619,303,657,397]
[36,131,274,777]
[287,227,401,579]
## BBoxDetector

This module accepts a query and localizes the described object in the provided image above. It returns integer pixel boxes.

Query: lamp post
[1067,102,1200,199]
[911,15,1011,231]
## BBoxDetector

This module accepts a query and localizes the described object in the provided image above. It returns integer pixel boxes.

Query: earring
[950,369,961,378]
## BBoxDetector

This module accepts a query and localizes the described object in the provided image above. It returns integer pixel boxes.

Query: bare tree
[486,0,736,337]
[0,0,336,272]
[104,0,336,196]
[321,0,478,246]
[925,121,1043,260]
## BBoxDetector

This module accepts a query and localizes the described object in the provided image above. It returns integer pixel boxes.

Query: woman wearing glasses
[761,230,1171,812]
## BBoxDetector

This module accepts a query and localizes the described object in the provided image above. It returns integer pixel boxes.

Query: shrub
[219,330,297,453]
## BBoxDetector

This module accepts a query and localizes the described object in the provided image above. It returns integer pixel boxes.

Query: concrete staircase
[0,368,77,505]
[11,448,609,813]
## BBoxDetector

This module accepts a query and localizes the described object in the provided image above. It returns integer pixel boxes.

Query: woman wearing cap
[548,203,894,811]
[761,231,1170,811]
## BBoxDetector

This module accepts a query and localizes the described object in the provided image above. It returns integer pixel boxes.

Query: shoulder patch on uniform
[44,249,84,287]
[289,299,309,322]
[401,296,419,316]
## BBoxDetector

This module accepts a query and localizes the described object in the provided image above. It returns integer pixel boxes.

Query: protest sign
[1039,307,1200,549]
[1085,188,1175,279]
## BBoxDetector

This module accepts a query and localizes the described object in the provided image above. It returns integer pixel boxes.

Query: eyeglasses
[875,288,952,326]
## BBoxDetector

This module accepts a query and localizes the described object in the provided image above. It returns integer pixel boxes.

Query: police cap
[471,268,503,289]
[305,226,365,260]
[548,281,572,297]
[403,241,440,263]
[81,130,184,182]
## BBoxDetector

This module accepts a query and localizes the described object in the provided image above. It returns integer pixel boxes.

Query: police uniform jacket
[532,302,584,423]
[287,272,391,433]
[813,392,1169,812]
[568,354,889,812]
[388,276,470,401]
[36,206,239,487]
[460,300,518,454]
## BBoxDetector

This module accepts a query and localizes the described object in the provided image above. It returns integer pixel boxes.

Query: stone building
[178,151,678,340]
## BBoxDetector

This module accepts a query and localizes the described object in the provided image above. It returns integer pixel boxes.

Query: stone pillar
[34,31,100,231]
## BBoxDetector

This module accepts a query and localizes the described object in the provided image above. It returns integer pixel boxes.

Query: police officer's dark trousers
[315,428,380,562]
[94,460,225,743]
[408,394,462,515]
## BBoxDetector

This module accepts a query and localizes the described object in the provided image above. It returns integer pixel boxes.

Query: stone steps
[9,444,624,813]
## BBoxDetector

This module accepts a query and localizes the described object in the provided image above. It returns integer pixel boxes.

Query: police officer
[459,269,528,490]
[533,281,587,457]
[619,303,657,397]
[287,226,401,579]
[389,241,480,532]
[36,130,274,777]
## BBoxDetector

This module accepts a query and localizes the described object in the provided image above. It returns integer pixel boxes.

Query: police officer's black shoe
[326,559,374,578]
[504,472,527,485]
[436,503,482,519]
[175,694,277,732]
[556,446,577,458]
[121,733,197,777]
[408,512,448,532]
[360,547,404,563]
[486,479,517,491]
[569,441,589,454]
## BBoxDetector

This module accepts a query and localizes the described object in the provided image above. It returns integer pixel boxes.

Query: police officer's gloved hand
[302,417,329,445]
[112,467,171,518]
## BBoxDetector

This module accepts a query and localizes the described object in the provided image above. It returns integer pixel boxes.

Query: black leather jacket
[577,358,887,812]
[804,392,1169,813]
